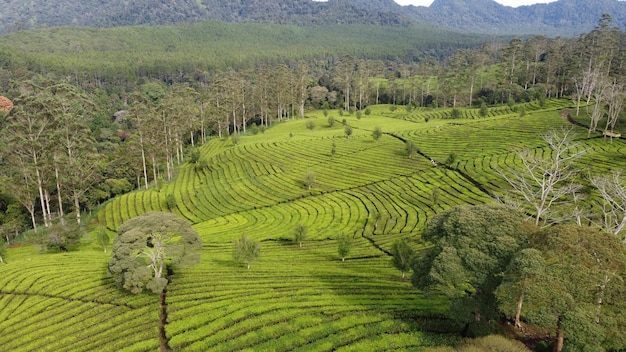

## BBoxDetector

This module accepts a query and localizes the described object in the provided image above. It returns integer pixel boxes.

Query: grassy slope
[1,100,625,351]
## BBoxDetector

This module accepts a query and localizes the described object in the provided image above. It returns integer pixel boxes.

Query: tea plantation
[1,100,623,351]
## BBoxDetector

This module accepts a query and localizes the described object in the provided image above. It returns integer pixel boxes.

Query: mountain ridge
[0,0,623,36]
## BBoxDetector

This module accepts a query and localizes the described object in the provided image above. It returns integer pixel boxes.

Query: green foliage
[450,108,461,119]
[412,204,527,336]
[336,232,353,262]
[479,101,488,118]
[108,212,202,294]
[41,223,82,253]
[344,125,353,138]
[390,238,414,278]
[331,141,336,157]
[250,123,259,135]
[390,105,397,112]
[364,107,371,115]
[431,186,440,206]
[166,194,177,211]
[233,234,260,269]
[356,110,362,120]
[232,133,240,146]
[189,148,200,164]
[405,141,418,159]
[306,120,316,131]
[0,240,6,263]
[455,335,530,351]
[445,152,456,166]
[95,226,110,253]
[292,223,308,248]
[304,171,315,190]
[372,126,383,142]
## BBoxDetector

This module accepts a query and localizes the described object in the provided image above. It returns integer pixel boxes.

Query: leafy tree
[327,116,335,127]
[412,204,527,336]
[445,152,456,166]
[336,232,353,262]
[304,171,315,190]
[372,126,382,142]
[331,141,336,157]
[390,238,414,278]
[95,226,110,253]
[479,101,488,117]
[344,125,353,138]
[108,212,202,294]
[495,248,546,329]
[431,186,440,207]
[405,141,418,159]
[292,223,308,248]
[518,225,626,351]
[305,120,315,130]
[231,133,240,146]
[0,240,6,263]
[233,234,260,269]
[42,223,82,252]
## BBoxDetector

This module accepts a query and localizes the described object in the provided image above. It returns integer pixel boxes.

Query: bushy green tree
[405,141,418,159]
[42,223,82,252]
[327,116,335,127]
[304,171,315,190]
[233,234,260,269]
[391,238,414,278]
[344,125,353,138]
[293,223,308,248]
[372,126,382,142]
[412,204,527,336]
[306,120,315,130]
[108,212,202,294]
[337,232,353,262]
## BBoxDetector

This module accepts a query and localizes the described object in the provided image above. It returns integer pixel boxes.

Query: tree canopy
[108,212,202,294]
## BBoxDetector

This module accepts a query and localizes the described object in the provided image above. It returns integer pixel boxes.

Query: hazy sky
[393,0,557,7]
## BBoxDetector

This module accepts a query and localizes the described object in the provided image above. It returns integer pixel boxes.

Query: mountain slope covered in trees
[0,0,624,36]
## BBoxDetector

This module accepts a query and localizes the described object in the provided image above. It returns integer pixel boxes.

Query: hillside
[0,0,624,36]
[1,100,625,350]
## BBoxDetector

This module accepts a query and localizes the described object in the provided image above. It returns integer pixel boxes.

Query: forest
[0,14,626,351]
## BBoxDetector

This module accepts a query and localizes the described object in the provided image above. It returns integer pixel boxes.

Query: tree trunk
[73,195,81,224]
[515,288,524,329]
[554,317,565,352]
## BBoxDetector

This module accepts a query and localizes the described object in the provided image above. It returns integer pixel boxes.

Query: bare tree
[587,75,610,138]
[590,172,626,239]
[603,79,624,142]
[498,127,585,226]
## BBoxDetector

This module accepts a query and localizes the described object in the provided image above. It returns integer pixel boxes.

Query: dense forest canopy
[0,0,625,36]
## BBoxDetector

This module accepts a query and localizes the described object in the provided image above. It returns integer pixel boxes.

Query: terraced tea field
[1,99,624,351]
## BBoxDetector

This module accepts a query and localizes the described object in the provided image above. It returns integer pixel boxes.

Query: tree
[344,125,353,138]
[292,223,307,248]
[518,225,626,351]
[405,141,418,159]
[327,116,335,127]
[304,171,315,190]
[590,171,626,238]
[306,120,315,130]
[95,226,109,253]
[42,223,82,252]
[233,234,260,269]
[412,204,527,336]
[390,238,414,279]
[0,240,5,263]
[495,248,545,329]
[498,127,585,226]
[108,212,202,294]
[372,126,382,142]
[336,232,353,262]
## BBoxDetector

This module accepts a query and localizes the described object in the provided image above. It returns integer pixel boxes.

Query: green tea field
[1,99,624,351]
